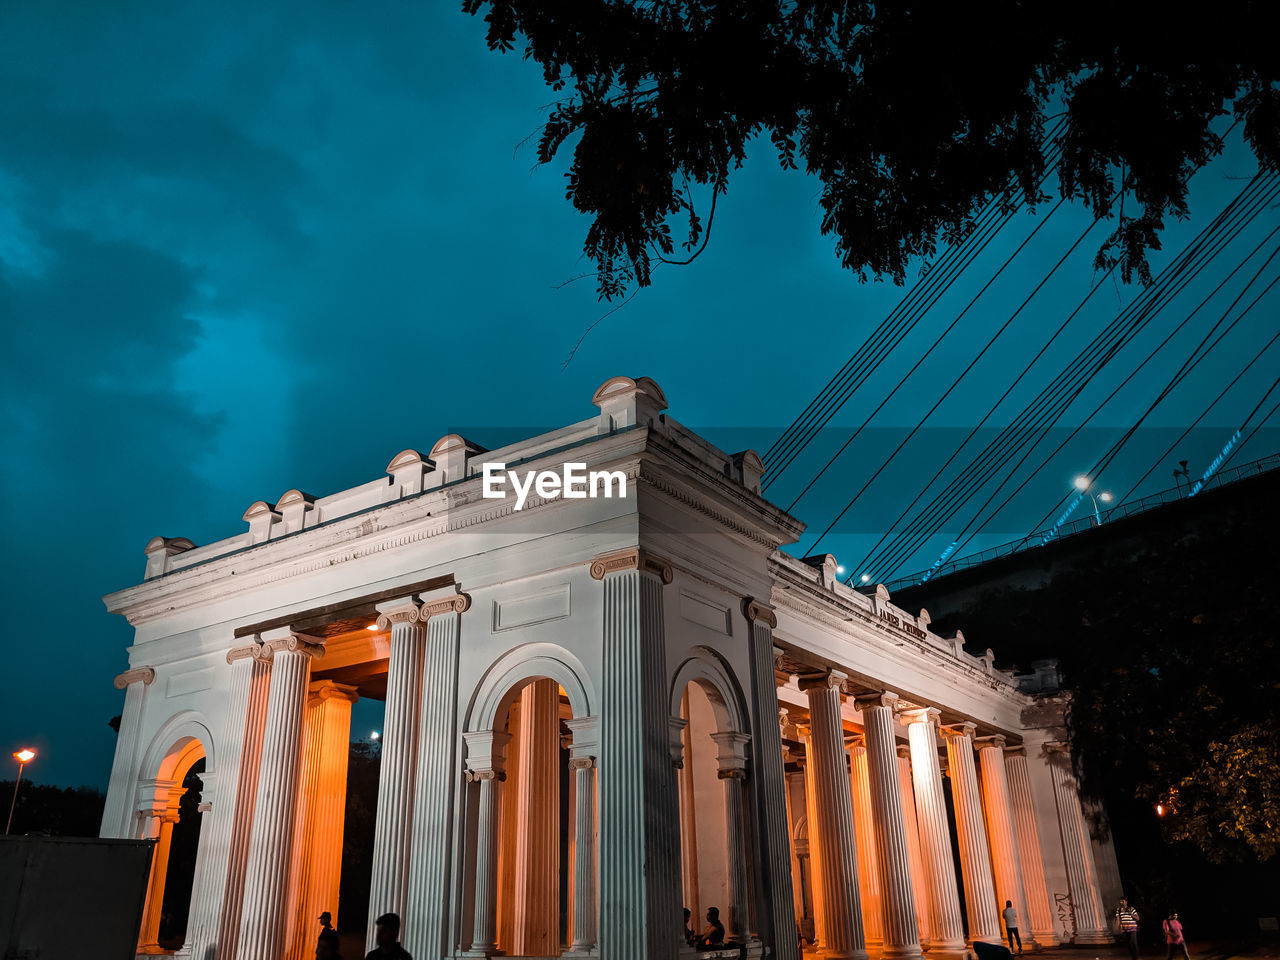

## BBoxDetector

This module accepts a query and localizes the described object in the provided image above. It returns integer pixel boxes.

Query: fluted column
[177,776,216,959]
[895,746,930,946]
[1047,746,1111,945]
[1005,747,1058,946]
[798,727,827,950]
[799,671,867,960]
[848,738,883,953]
[286,681,358,959]
[744,603,800,960]
[215,647,271,960]
[405,589,472,959]
[101,666,156,838]
[901,709,966,960]
[976,737,1035,950]
[942,723,1002,945]
[236,632,323,960]
[464,731,511,956]
[513,678,561,954]
[566,715,599,956]
[367,597,427,948]
[855,693,923,960]
[595,549,681,960]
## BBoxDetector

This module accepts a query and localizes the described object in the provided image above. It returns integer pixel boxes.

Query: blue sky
[2,1,1277,786]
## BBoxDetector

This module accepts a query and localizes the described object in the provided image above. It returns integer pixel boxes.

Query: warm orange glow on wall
[12,749,35,763]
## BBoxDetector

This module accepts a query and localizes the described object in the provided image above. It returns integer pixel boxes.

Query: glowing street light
[1074,476,1114,526]
[7,748,36,835]
[861,574,871,583]
[370,731,380,741]
[835,564,846,576]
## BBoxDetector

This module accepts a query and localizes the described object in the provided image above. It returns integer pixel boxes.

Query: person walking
[1116,899,1141,960]
[1163,911,1190,960]
[1002,899,1023,955]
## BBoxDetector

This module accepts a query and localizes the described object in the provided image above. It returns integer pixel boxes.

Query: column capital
[113,666,156,689]
[463,729,512,776]
[798,669,848,693]
[465,768,507,783]
[226,642,262,664]
[898,705,941,726]
[197,801,212,814]
[940,721,976,741]
[420,586,472,620]
[375,595,423,627]
[257,627,325,659]
[896,744,911,760]
[568,756,596,771]
[743,597,778,628]
[973,734,1007,751]
[710,730,751,778]
[669,716,688,768]
[588,547,673,583]
[1004,745,1028,758]
[854,690,900,712]
[309,679,360,704]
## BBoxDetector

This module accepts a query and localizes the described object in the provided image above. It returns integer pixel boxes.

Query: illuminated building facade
[100,376,1119,960]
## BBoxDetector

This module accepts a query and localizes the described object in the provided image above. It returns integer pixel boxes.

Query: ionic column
[288,681,358,959]
[1005,747,1058,946]
[711,731,754,944]
[463,731,511,957]
[854,693,923,960]
[1047,746,1111,945]
[848,737,883,953]
[901,709,966,960]
[743,603,800,960]
[975,737,1035,950]
[942,723,1002,945]
[565,714,599,955]
[101,666,156,838]
[678,693,701,926]
[236,632,323,960]
[137,783,182,953]
[895,746,930,946]
[594,549,682,960]
[366,597,427,948]
[405,589,472,960]
[215,646,271,960]
[514,678,561,954]
[799,671,867,960]
[797,726,826,950]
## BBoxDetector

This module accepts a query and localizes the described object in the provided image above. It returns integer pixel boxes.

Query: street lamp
[1074,476,1114,525]
[6,748,36,835]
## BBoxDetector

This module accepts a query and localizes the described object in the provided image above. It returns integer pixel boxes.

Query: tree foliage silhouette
[464,0,1280,300]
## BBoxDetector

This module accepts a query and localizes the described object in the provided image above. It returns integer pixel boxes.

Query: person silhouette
[1002,899,1023,955]
[365,912,412,959]
[695,907,725,951]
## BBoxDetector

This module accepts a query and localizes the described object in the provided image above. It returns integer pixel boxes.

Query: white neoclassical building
[101,376,1121,960]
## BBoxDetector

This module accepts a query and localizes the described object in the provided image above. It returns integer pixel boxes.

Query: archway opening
[492,677,574,957]
[673,666,752,950]
[138,735,207,954]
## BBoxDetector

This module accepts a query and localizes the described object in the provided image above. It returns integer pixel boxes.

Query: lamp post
[6,748,36,835]
[1073,476,1114,525]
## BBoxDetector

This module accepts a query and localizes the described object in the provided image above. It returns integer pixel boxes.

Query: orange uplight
[1156,803,1165,817]
[366,623,378,631]
[13,749,35,764]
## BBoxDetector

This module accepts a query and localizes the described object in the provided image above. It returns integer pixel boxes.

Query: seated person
[695,907,726,951]
[684,908,697,946]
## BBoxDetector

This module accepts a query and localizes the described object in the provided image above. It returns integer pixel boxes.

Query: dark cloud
[1,2,1274,785]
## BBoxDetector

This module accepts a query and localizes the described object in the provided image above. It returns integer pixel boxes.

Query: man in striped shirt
[1116,899,1141,960]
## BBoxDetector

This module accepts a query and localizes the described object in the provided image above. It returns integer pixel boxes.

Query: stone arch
[139,710,217,783]
[134,710,216,954]
[466,641,596,733]
[669,646,749,734]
